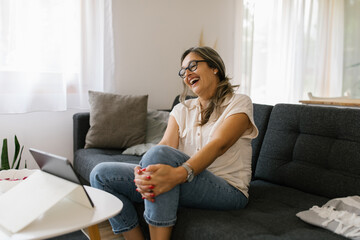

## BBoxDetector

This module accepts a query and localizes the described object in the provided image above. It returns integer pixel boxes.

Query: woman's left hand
[134,164,187,201]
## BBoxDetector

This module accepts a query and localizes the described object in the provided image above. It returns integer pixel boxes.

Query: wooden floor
[83,220,125,240]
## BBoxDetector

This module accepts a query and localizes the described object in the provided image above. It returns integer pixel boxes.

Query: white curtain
[306,0,344,98]
[233,0,254,96]
[0,0,114,113]
[343,0,360,97]
[237,0,344,105]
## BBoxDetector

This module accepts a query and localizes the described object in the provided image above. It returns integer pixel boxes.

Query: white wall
[0,109,79,169]
[0,0,236,168]
[111,0,236,109]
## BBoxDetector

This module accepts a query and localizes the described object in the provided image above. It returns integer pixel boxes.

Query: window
[240,0,359,105]
[0,0,113,113]
[0,0,80,113]
[343,0,360,97]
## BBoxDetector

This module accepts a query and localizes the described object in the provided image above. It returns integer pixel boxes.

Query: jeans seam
[197,174,239,194]
[112,222,139,234]
[103,177,132,193]
[143,212,177,227]
[193,174,248,209]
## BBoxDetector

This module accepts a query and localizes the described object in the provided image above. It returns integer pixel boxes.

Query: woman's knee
[90,162,109,186]
[140,145,189,167]
[90,162,135,185]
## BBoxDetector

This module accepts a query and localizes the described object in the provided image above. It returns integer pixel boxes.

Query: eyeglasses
[178,60,208,78]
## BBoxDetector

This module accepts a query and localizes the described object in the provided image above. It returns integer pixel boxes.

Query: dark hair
[179,46,238,125]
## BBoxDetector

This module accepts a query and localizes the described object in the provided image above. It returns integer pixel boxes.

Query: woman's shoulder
[222,94,252,108]
[232,93,252,102]
[173,97,198,110]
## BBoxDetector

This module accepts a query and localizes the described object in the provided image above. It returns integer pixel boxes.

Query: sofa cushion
[74,148,142,184]
[85,91,148,149]
[172,180,347,240]
[255,104,360,199]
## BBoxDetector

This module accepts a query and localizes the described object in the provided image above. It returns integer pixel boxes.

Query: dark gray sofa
[73,97,360,240]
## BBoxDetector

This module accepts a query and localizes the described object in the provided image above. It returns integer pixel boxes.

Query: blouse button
[197,132,200,136]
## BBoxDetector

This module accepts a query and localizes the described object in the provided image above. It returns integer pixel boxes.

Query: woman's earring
[214,71,217,74]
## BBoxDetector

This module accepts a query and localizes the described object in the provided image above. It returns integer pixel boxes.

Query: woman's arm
[157,116,179,148]
[135,112,251,199]
[185,112,251,176]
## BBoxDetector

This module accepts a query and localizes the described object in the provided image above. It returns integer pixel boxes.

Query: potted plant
[0,135,26,170]
[0,136,34,194]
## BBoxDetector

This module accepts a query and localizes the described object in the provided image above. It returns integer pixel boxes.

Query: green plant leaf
[1,139,10,170]
[15,146,24,170]
[11,135,21,169]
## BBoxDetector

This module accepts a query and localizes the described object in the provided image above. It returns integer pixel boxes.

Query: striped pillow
[297,196,360,239]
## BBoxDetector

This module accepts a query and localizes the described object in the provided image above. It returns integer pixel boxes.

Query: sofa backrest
[73,112,90,152]
[252,104,273,178]
[171,95,196,109]
[254,103,360,199]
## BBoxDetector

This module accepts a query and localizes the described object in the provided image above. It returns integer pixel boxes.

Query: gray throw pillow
[85,91,148,149]
[297,196,360,239]
[145,109,170,143]
[122,109,169,156]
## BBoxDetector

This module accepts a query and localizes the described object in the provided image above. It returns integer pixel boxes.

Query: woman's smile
[189,77,199,86]
[188,75,200,87]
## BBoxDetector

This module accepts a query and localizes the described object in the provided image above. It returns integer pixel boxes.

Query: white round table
[0,186,123,240]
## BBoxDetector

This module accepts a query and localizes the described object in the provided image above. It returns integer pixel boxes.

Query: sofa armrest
[73,112,90,152]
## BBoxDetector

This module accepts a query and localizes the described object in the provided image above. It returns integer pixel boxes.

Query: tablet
[29,148,94,207]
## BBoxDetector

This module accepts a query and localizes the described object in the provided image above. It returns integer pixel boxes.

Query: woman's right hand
[134,166,156,202]
[134,164,187,202]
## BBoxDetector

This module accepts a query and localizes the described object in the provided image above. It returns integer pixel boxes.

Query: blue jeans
[90,145,248,234]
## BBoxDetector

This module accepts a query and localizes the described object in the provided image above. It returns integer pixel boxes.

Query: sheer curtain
[237,0,344,105]
[0,0,114,113]
[343,0,360,97]
[233,0,254,96]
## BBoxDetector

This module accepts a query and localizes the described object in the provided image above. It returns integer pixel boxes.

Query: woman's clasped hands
[134,164,187,202]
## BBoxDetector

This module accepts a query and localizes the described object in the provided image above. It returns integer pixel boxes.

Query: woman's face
[181,52,219,100]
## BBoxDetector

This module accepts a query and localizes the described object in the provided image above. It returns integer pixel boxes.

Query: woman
[90,46,258,240]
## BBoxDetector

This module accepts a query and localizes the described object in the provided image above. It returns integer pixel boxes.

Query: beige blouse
[170,94,258,197]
